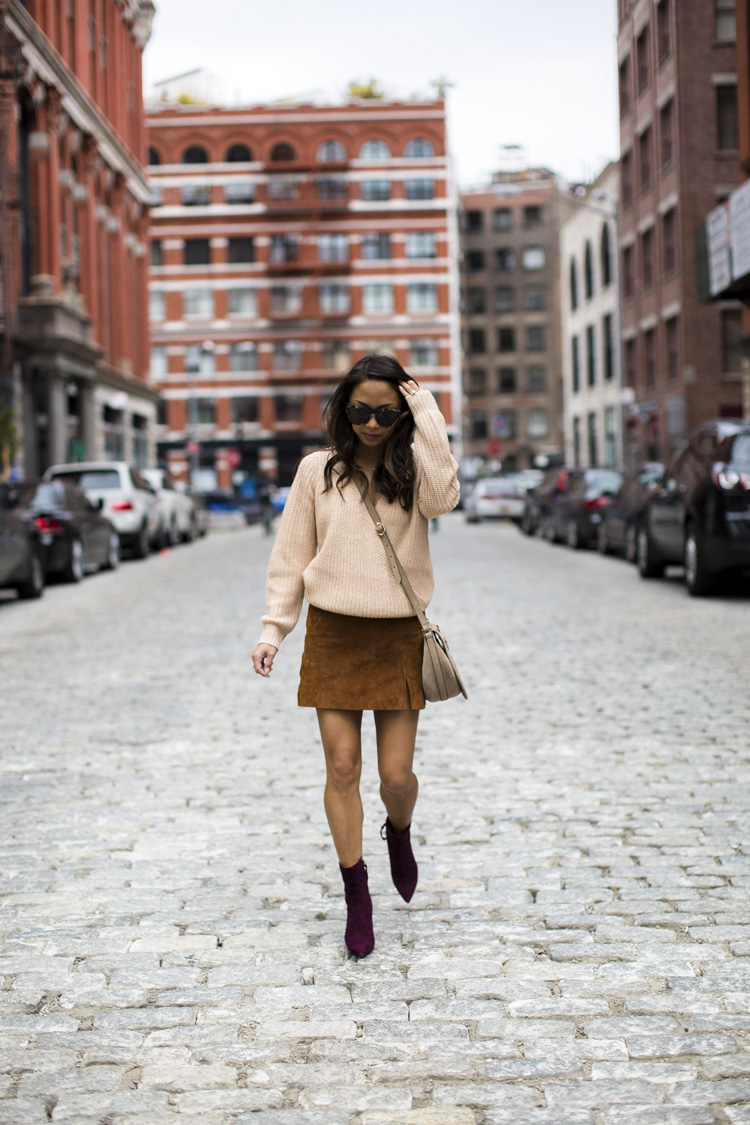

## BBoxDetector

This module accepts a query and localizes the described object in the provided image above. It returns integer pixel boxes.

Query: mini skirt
[298,604,425,711]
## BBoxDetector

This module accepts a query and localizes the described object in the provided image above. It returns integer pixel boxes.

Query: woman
[252,354,459,957]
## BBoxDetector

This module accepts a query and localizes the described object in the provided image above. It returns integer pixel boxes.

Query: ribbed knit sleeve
[259,454,319,649]
[409,390,461,519]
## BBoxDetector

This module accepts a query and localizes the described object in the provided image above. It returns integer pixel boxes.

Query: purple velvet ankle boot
[339,858,374,958]
[381,818,418,903]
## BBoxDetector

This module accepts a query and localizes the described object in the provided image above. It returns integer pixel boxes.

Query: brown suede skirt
[298,604,425,711]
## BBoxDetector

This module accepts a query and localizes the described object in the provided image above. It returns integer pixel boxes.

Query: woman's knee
[325,744,361,789]
[379,763,415,795]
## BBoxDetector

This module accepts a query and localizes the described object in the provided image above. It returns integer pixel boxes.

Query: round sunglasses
[345,403,404,427]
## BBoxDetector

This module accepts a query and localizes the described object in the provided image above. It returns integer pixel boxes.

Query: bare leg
[374,709,420,832]
[316,708,364,868]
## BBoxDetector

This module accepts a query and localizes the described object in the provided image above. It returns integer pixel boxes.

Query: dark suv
[636,420,750,595]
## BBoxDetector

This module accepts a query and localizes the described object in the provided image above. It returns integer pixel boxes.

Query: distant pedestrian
[252,354,459,958]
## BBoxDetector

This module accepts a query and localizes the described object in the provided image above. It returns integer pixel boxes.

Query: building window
[622,149,633,208]
[224,181,255,204]
[405,178,434,200]
[270,142,296,162]
[149,289,165,321]
[641,227,654,288]
[317,178,348,201]
[498,327,516,353]
[467,368,487,395]
[526,325,546,352]
[527,409,549,439]
[495,286,515,313]
[656,0,671,62]
[498,367,516,393]
[226,143,252,162]
[186,344,215,374]
[321,341,351,370]
[636,22,651,94]
[495,410,517,439]
[232,396,259,424]
[666,315,679,380]
[228,237,254,263]
[149,183,163,207]
[523,205,544,228]
[227,287,257,316]
[570,258,579,310]
[588,412,599,466]
[229,342,258,371]
[184,238,211,266]
[181,183,210,207]
[410,338,438,366]
[270,285,302,315]
[722,308,743,371]
[467,287,487,314]
[471,411,488,440]
[270,234,300,264]
[317,139,347,162]
[601,224,612,287]
[466,210,483,232]
[407,283,438,313]
[619,54,632,116]
[496,248,516,271]
[644,328,656,387]
[150,346,167,377]
[638,126,652,193]
[268,178,299,201]
[522,246,545,271]
[318,233,349,262]
[183,288,214,319]
[362,232,391,259]
[586,324,596,386]
[151,240,163,267]
[362,283,394,315]
[194,398,215,425]
[527,366,547,393]
[716,0,737,40]
[466,250,486,272]
[147,146,161,165]
[494,207,512,231]
[319,283,350,314]
[468,329,486,354]
[572,336,581,393]
[662,207,677,274]
[406,231,437,258]
[660,98,674,168]
[524,286,546,311]
[274,393,304,422]
[717,85,739,150]
[625,337,637,387]
[573,415,582,466]
[360,180,391,204]
[623,243,635,298]
[604,406,617,467]
[359,139,391,160]
[182,145,208,164]
[584,241,594,298]
[602,313,615,381]
[273,342,303,372]
[404,137,435,158]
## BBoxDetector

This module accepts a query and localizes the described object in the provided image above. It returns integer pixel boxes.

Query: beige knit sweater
[258,389,460,649]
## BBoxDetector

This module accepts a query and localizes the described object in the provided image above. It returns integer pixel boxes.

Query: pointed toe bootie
[381,818,418,903]
[339,858,374,958]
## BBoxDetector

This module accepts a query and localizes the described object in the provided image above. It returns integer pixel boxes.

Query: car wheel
[17,547,45,599]
[465,514,479,524]
[625,522,637,564]
[520,510,533,536]
[637,524,665,579]
[183,516,196,543]
[684,525,715,597]
[63,537,85,583]
[598,521,611,555]
[567,519,582,550]
[103,531,120,571]
[132,522,149,559]
[167,518,180,547]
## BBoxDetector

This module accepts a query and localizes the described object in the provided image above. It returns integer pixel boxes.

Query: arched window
[147,146,161,166]
[404,137,435,158]
[182,145,209,164]
[584,240,594,299]
[600,222,612,287]
[359,138,391,160]
[569,258,579,311]
[226,143,252,162]
[317,139,347,162]
[270,142,296,162]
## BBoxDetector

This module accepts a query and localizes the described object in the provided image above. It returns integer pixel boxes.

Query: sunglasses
[345,403,404,427]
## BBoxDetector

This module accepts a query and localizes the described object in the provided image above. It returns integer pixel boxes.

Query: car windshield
[51,469,121,490]
[587,470,622,492]
[730,435,750,468]
[29,483,65,508]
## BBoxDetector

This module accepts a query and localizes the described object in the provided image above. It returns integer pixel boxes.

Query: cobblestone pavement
[1,513,750,1125]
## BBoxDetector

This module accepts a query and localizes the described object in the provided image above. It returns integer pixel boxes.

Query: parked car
[520,466,572,537]
[598,462,664,560]
[636,420,750,595]
[43,461,160,558]
[547,468,623,549]
[185,487,209,537]
[465,476,526,523]
[0,483,45,599]
[22,480,119,581]
[140,468,198,545]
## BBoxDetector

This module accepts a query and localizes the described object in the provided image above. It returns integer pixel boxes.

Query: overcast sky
[143,0,620,188]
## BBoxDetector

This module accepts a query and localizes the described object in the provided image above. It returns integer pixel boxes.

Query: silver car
[465,476,527,523]
[43,462,160,558]
[141,468,198,545]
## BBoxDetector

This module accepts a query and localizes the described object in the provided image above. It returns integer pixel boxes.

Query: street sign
[224,448,242,468]
[186,441,201,454]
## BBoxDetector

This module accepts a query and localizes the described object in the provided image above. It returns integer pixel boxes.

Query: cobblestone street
[2,513,750,1125]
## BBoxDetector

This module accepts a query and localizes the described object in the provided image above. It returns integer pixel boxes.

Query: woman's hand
[398,379,421,401]
[252,644,277,677]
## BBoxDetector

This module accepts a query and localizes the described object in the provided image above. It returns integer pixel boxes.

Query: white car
[465,476,527,523]
[43,461,160,558]
[140,468,197,545]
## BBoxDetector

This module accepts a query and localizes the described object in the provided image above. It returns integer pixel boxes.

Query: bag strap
[357,480,430,631]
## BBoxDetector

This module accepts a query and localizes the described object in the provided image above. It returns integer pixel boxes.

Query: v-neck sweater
[258,389,459,650]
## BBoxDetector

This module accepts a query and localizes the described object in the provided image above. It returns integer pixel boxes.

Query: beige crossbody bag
[358,484,468,703]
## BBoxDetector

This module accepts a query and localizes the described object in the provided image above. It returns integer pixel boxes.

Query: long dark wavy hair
[322,354,417,511]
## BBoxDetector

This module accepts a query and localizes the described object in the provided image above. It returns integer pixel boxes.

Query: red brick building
[145,97,460,488]
[0,0,156,477]
[617,0,743,463]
